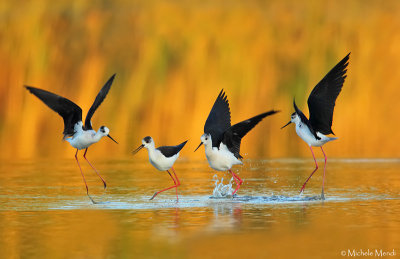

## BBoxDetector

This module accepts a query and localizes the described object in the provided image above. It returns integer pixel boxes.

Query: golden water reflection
[0,159,399,258]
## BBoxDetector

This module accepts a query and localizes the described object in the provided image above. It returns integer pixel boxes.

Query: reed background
[1,0,399,159]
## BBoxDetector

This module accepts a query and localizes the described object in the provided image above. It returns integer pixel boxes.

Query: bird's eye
[205,137,208,140]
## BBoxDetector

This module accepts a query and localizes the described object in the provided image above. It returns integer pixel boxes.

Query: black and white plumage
[281,53,350,199]
[25,86,83,139]
[26,74,117,143]
[133,136,187,201]
[25,74,118,203]
[204,90,231,149]
[195,89,279,195]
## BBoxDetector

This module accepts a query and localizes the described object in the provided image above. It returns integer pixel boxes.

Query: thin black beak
[194,142,203,152]
[107,134,118,144]
[281,121,292,129]
[132,144,144,155]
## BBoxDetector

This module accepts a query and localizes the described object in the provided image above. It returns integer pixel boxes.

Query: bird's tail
[322,136,338,143]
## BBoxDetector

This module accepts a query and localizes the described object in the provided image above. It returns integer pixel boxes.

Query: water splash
[212,175,234,198]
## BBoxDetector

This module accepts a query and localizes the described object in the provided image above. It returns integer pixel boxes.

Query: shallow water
[0,158,399,258]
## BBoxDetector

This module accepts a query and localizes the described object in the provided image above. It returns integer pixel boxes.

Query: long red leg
[231,173,240,189]
[150,170,179,201]
[230,169,243,195]
[83,148,107,189]
[170,167,181,201]
[168,169,178,201]
[299,146,319,194]
[320,146,327,200]
[74,149,96,204]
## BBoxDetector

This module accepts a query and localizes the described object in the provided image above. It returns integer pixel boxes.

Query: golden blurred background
[1,0,400,159]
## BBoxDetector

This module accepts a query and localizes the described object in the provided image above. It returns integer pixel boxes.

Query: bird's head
[200,133,212,146]
[132,136,154,155]
[142,136,154,148]
[98,126,118,144]
[290,112,301,124]
[194,133,212,152]
[281,99,302,129]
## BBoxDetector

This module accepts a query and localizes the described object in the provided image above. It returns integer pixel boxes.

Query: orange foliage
[1,0,400,159]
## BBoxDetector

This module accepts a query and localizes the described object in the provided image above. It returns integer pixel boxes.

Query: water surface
[0,158,399,258]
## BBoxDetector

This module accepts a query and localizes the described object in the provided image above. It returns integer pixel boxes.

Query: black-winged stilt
[25,74,118,203]
[133,136,187,202]
[195,90,279,196]
[281,53,350,200]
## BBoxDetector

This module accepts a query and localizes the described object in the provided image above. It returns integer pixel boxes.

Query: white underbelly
[67,132,97,150]
[295,125,336,147]
[149,152,178,171]
[205,148,242,171]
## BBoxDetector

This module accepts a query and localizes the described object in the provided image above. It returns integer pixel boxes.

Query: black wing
[157,140,188,158]
[204,89,231,148]
[25,86,82,138]
[84,74,116,130]
[222,110,279,159]
[307,53,350,135]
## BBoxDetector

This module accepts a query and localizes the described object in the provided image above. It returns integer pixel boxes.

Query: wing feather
[307,53,350,134]
[222,110,279,159]
[25,86,82,138]
[204,89,231,148]
[84,74,116,130]
[157,140,188,158]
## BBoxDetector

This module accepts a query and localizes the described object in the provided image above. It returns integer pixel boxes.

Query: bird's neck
[74,122,84,133]
[146,146,156,153]
[93,131,105,142]
[146,146,157,160]
[204,144,214,155]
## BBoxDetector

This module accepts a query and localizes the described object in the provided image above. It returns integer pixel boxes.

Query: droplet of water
[212,175,234,198]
